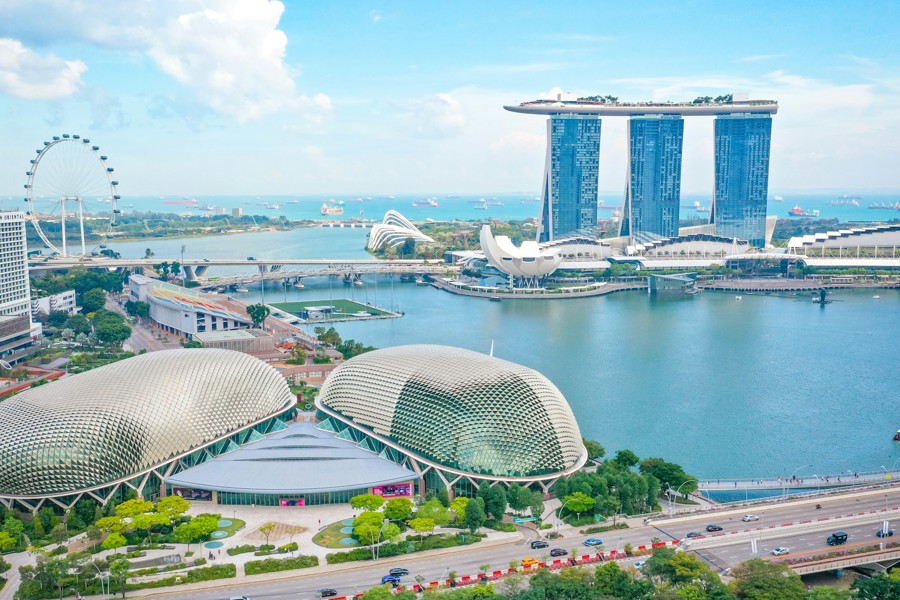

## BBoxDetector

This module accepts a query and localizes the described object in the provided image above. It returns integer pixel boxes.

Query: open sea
[105,223,900,481]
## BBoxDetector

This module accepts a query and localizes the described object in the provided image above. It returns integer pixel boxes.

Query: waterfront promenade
[429,277,648,299]
[698,468,899,492]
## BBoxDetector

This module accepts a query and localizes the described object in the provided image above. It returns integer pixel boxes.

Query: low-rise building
[31,290,78,318]
[192,329,275,353]
[129,274,252,340]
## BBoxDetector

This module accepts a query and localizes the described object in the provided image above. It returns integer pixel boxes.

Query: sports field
[270,298,392,319]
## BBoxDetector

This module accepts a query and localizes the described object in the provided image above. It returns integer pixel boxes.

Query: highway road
[147,487,900,600]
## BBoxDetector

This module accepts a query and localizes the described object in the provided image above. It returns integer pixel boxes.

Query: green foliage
[91,309,131,345]
[851,571,900,599]
[336,338,377,359]
[182,340,203,348]
[312,350,333,364]
[325,532,483,564]
[31,267,124,297]
[243,554,319,575]
[350,493,386,512]
[728,559,804,600]
[562,492,596,518]
[47,310,69,326]
[102,532,127,551]
[477,485,508,521]
[81,288,107,313]
[408,517,436,538]
[384,497,414,521]
[583,439,606,461]
[314,326,342,346]
[417,498,451,526]
[450,496,470,525]
[639,457,698,494]
[464,497,487,533]
[246,303,270,328]
[0,531,16,551]
[124,300,150,319]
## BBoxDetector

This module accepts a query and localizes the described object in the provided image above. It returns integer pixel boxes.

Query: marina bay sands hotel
[504,95,777,247]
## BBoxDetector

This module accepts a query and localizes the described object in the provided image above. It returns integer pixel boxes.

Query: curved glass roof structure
[0,349,293,497]
[317,345,586,479]
[367,210,435,250]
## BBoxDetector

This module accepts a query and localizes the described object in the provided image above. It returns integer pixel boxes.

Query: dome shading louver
[318,345,585,479]
[0,349,293,497]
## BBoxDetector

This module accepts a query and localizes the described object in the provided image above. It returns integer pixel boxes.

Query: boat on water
[489,296,502,302]
[869,201,899,209]
[830,196,861,207]
[200,204,215,211]
[415,278,429,286]
[412,197,439,208]
[772,195,784,202]
[293,282,305,289]
[235,287,249,293]
[267,203,281,210]
[788,205,820,217]
[474,200,489,210]
[321,201,344,216]
[353,279,364,287]
[894,429,900,441]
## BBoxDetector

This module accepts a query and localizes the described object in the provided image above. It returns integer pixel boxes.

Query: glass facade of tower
[539,115,600,242]
[621,115,684,242]
[713,114,772,247]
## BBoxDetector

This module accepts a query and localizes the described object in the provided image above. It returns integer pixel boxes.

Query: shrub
[244,555,319,575]
[226,544,257,556]
[491,523,517,533]
[192,558,207,566]
[539,523,553,530]
[259,544,275,551]
[277,542,298,553]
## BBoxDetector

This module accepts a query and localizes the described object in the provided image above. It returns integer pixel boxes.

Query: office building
[621,115,684,242]
[712,114,773,247]
[0,211,38,363]
[538,115,601,242]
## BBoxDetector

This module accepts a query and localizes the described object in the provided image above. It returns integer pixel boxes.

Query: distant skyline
[1,1,899,199]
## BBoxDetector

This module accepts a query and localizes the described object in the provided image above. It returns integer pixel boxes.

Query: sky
[1,0,899,198]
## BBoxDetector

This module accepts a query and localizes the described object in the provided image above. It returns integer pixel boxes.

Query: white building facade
[31,290,78,318]
[0,212,31,318]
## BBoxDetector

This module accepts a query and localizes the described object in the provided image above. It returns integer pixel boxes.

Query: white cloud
[490,131,545,155]
[734,54,784,63]
[0,1,330,122]
[369,10,383,23]
[0,38,86,100]
[411,93,466,138]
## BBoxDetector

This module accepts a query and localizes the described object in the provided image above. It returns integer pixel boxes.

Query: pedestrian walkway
[697,469,896,491]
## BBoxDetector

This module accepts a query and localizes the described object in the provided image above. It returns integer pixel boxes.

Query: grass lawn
[217,518,246,538]
[271,298,391,317]
[312,520,362,549]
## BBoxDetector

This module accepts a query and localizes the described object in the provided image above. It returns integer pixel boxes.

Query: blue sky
[1,0,898,198]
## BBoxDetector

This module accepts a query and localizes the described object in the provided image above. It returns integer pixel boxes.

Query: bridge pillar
[194,265,209,278]
[182,266,196,281]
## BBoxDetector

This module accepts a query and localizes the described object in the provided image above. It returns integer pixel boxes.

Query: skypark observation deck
[504,99,779,116]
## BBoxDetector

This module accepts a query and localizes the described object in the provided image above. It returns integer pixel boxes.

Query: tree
[173,522,197,552]
[86,525,103,548]
[110,557,130,598]
[144,248,154,259]
[478,485,507,522]
[361,585,395,600]
[562,491,595,520]
[81,288,107,313]
[96,516,126,533]
[729,559,805,600]
[528,491,545,520]
[350,493,385,512]
[583,439,606,461]
[805,588,851,600]
[612,449,640,469]
[189,513,220,538]
[464,497,487,534]
[288,345,307,364]
[183,340,203,348]
[384,497,414,522]
[408,517,435,540]
[3,517,24,544]
[51,523,68,546]
[417,498,450,526]
[154,262,170,279]
[115,498,153,518]
[101,532,127,552]
[156,495,190,521]
[170,261,182,279]
[852,572,900,599]
[246,303,270,328]
[0,531,15,552]
[259,522,276,546]
[507,483,530,513]
[91,309,131,345]
[449,496,470,525]
[48,310,69,327]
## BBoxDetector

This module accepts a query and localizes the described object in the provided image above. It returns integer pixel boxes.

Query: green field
[270,299,392,318]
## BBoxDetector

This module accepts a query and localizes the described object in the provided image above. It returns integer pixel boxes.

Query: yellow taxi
[521,557,540,568]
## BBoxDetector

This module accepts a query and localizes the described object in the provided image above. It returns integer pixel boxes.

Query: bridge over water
[698,468,898,492]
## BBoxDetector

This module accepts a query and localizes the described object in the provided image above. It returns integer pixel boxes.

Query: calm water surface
[110,228,900,479]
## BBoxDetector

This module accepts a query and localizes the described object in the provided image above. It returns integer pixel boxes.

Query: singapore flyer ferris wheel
[23,134,120,257]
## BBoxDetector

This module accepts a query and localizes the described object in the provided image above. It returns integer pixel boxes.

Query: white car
[771,547,790,556]
[633,561,645,569]
[741,514,760,522]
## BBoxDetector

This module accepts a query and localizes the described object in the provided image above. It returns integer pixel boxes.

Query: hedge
[227,544,257,556]
[244,555,319,575]
[326,533,485,565]
[123,564,236,592]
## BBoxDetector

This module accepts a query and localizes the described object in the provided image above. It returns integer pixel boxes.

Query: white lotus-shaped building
[480,225,562,283]
[367,210,434,250]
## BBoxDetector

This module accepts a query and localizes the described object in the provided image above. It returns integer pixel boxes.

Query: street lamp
[784,464,811,498]
[90,562,109,599]
[552,498,576,533]
[812,474,820,493]
[669,480,698,515]
[374,521,393,560]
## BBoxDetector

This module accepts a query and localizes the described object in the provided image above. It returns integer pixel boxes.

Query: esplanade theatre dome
[317,345,586,480]
[0,349,293,501]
